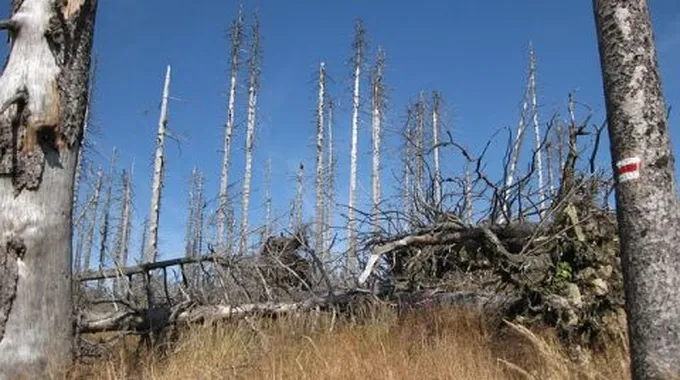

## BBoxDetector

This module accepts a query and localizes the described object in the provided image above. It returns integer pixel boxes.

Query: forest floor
[66,305,631,380]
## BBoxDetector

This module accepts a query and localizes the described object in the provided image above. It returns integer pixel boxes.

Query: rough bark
[315,62,325,257]
[593,1,680,378]
[144,65,171,263]
[239,14,260,256]
[217,8,243,252]
[347,20,365,275]
[0,0,98,376]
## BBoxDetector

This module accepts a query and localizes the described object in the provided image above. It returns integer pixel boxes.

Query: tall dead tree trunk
[295,162,304,230]
[114,168,132,295]
[98,147,117,288]
[593,1,680,378]
[73,62,95,222]
[264,158,272,238]
[83,167,103,272]
[192,169,205,257]
[217,8,243,253]
[371,48,385,235]
[324,98,335,255]
[0,1,98,376]
[528,45,545,215]
[315,62,325,256]
[415,92,425,202]
[185,167,198,258]
[432,91,442,206]
[144,65,171,263]
[347,20,365,275]
[239,14,261,256]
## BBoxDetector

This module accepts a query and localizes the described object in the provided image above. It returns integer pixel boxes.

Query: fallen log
[77,255,231,282]
[77,290,516,334]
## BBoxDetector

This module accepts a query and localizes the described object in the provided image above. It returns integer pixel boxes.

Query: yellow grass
[65,307,631,380]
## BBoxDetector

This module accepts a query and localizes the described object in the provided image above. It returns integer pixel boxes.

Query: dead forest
[71,11,625,361]
[2,1,679,378]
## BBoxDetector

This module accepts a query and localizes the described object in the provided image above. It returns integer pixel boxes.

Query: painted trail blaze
[616,156,640,182]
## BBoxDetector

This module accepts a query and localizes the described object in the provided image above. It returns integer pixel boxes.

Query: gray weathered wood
[0,0,98,377]
[593,1,680,378]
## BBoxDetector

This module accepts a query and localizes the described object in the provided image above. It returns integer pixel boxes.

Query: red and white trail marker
[616,156,640,183]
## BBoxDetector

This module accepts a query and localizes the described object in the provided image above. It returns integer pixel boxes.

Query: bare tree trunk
[415,92,425,202]
[432,91,442,206]
[185,167,197,258]
[0,1,98,376]
[217,8,243,252]
[84,167,103,272]
[593,1,680,378]
[192,169,205,257]
[264,158,272,238]
[144,65,171,263]
[324,98,335,255]
[502,68,531,223]
[315,62,326,256]
[295,162,304,230]
[371,48,385,235]
[529,45,545,215]
[114,168,132,295]
[403,107,415,226]
[97,147,117,288]
[347,20,365,275]
[239,14,261,256]
[464,161,473,224]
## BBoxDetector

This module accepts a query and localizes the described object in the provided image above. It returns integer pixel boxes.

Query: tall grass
[67,306,630,380]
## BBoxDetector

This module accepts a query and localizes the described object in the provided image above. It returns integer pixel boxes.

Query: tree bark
[593,1,680,378]
[432,91,442,206]
[0,0,98,377]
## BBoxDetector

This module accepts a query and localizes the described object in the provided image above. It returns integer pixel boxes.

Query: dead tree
[239,13,261,256]
[593,1,680,378]
[217,8,244,252]
[294,162,304,230]
[192,169,205,256]
[98,147,117,288]
[324,98,335,255]
[432,91,442,206]
[144,65,171,263]
[114,168,133,295]
[185,167,198,258]
[347,19,365,275]
[371,47,385,235]
[0,1,98,376]
[83,167,103,271]
[528,44,545,215]
[315,62,326,257]
[264,158,273,239]
[415,92,426,202]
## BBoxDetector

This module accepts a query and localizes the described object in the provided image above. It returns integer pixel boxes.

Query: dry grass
[65,307,631,380]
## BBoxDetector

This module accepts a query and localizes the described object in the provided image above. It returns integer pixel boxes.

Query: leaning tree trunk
[144,65,171,263]
[0,0,98,377]
[593,1,680,378]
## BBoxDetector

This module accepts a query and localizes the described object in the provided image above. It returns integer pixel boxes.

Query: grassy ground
[66,307,631,380]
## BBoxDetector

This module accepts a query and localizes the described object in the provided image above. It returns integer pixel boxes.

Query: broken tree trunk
[371,48,384,235]
[0,0,98,377]
[593,1,680,378]
[217,8,243,253]
[144,65,171,264]
[239,13,261,256]
[315,62,325,258]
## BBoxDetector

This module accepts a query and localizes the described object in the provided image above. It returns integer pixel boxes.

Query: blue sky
[4,1,680,264]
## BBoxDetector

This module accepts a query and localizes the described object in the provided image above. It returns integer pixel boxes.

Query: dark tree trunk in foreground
[0,0,98,377]
[593,1,680,378]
